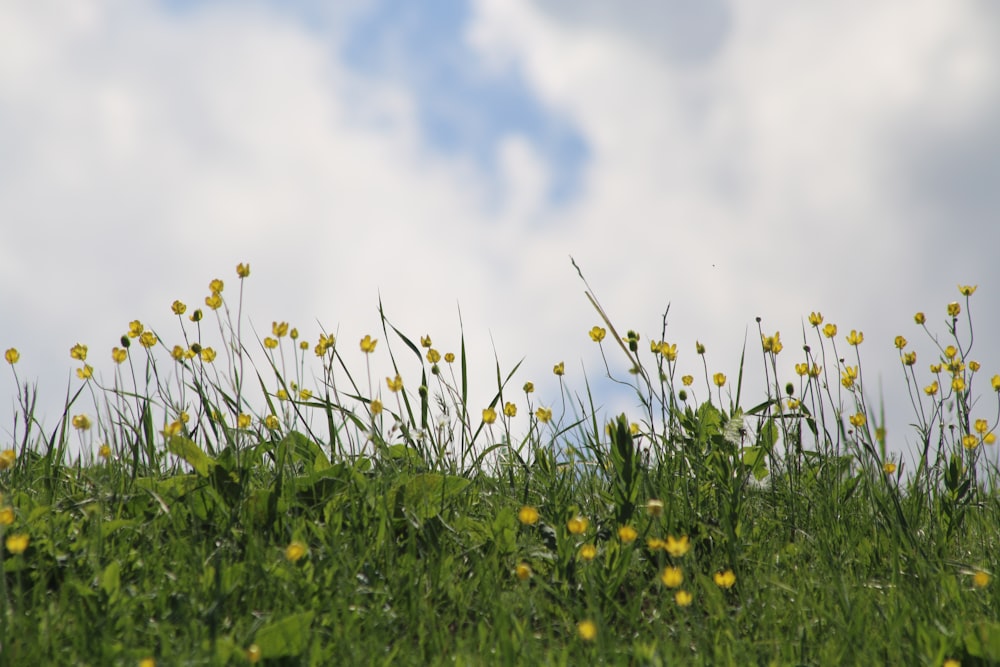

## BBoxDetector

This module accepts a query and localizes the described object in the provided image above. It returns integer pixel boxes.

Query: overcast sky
[2,0,999,464]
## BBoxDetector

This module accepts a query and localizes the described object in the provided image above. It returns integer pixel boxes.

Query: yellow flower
[849,413,866,428]
[952,377,966,392]
[264,337,278,350]
[0,507,13,526]
[209,278,224,294]
[944,345,958,359]
[264,415,280,430]
[238,414,252,429]
[503,402,517,417]
[276,389,288,401]
[236,263,251,278]
[947,302,961,317]
[674,590,693,607]
[883,462,897,474]
[665,535,690,558]
[360,335,378,354]
[973,570,991,588]
[647,499,664,516]
[139,331,157,348]
[200,347,217,363]
[894,335,907,350]
[5,533,29,555]
[681,375,693,386]
[661,566,683,588]
[285,541,307,563]
[808,364,822,378]
[189,309,203,322]
[696,341,706,355]
[0,449,15,470]
[523,382,534,393]
[420,335,432,348]
[660,342,678,361]
[959,284,977,296]
[589,326,606,342]
[444,352,455,363]
[647,538,666,550]
[618,525,638,544]
[98,444,111,459]
[567,515,589,535]
[577,620,597,641]
[290,328,298,340]
[986,432,997,445]
[846,330,864,346]
[822,323,838,339]
[962,433,979,450]
[924,381,939,396]
[914,312,926,325]
[795,363,809,376]
[72,414,92,431]
[127,320,143,338]
[518,506,539,525]
[713,373,726,388]
[553,361,565,376]
[515,562,533,581]
[761,332,782,354]
[171,300,187,315]
[246,643,261,663]
[482,408,497,425]
[205,293,223,310]
[272,321,288,338]
[841,366,858,389]
[4,348,19,364]
[902,352,917,366]
[535,407,552,423]
[76,365,93,380]
[808,312,823,326]
[975,419,989,434]
[992,375,1000,391]
[162,421,182,437]
[70,343,88,361]
[386,375,403,393]
[370,399,383,416]
[943,660,960,667]
[299,389,312,401]
[426,349,441,364]
[713,570,736,589]
[970,361,981,372]
[579,543,597,561]
[139,659,156,667]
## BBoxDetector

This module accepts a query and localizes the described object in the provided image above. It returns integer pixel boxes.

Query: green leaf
[168,436,216,476]
[99,560,121,598]
[254,611,315,658]
[400,473,472,520]
[964,620,1000,660]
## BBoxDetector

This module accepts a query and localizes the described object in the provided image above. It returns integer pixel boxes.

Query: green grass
[1,265,998,666]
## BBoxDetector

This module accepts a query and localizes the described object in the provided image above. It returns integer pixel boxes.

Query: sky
[2,0,999,465]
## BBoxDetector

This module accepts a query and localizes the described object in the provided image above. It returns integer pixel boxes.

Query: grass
[1,263,998,666]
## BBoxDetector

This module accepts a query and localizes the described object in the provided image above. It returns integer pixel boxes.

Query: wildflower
[660,342,678,361]
[236,263,250,278]
[360,335,378,354]
[567,515,589,535]
[246,644,261,663]
[163,421,182,437]
[200,347,216,363]
[535,407,552,423]
[237,414,252,429]
[272,321,288,338]
[276,389,288,401]
[665,535,691,558]
[808,312,823,326]
[0,449,13,470]
[577,620,597,641]
[714,570,736,589]
[808,364,822,377]
[986,433,997,445]
[661,566,683,588]
[849,413,866,428]
[299,341,308,351]
[523,382,534,393]
[930,364,942,374]
[944,345,958,359]
[553,362,565,376]
[681,375,693,386]
[647,538,666,550]
[501,402,517,418]
[264,415,280,430]
[914,312,926,325]
[675,590,693,607]
[205,293,223,310]
[4,348,18,364]
[992,375,1000,391]
[289,328,298,340]
[962,433,978,450]
[126,320,143,338]
[924,382,939,396]
[139,331,157,348]
[952,377,966,392]
[846,330,864,346]
[386,375,403,393]
[299,389,312,401]
[0,507,13,526]
[444,352,455,363]
[894,335,907,350]
[518,506,539,525]
[947,302,961,317]
[190,309,203,322]
[973,570,991,588]
[139,659,156,667]
[943,660,959,667]
[209,278,224,294]
[589,326,606,342]
[5,533,29,554]
[841,366,858,389]
[975,419,989,434]
[482,408,497,425]
[795,363,809,376]
[713,373,726,388]
[883,462,897,474]
[516,562,532,581]
[618,525,638,544]
[76,365,93,380]
[970,361,981,372]
[171,300,187,315]
[579,544,597,561]
[264,337,278,350]
[72,414,92,431]
[822,323,838,338]
[902,352,917,366]
[70,343,88,361]
[696,341,706,355]
[959,284,977,296]
[762,332,782,354]
[420,335,432,348]
[647,499,664,516]
[285,541,307,563]
[426,349,441,364]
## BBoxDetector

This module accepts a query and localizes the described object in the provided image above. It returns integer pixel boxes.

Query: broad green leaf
[255,611,315,658]
[400,473,472,520]
[168,436,216,476]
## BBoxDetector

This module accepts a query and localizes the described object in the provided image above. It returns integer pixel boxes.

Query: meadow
[1,263,998,666]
